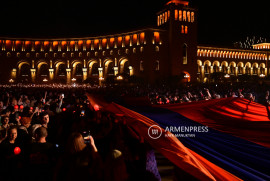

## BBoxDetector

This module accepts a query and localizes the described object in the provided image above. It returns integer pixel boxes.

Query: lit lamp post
[117,75,123,80]
[259,74,266,78]
[9,79,14,83]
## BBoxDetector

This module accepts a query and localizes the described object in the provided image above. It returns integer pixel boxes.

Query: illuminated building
[0,0,268,84]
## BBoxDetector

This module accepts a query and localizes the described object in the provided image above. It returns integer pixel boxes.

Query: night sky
[1,0,270,47]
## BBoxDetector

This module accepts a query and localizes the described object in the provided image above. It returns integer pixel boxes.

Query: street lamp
[117,75,123,80]
[259,74,266,78]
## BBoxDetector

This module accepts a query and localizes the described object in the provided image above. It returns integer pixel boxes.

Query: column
[2,40,5,51]
[67,41,70,51]
[49,42,53,52]
[129,66,134,76]
[66,68,71,84]
[83,59,87,81]
[83,68,87,81]
[83,41,86,51]
[31,41,35,51]
[250,67,253,75]
[122,36,125,48]
[114,67,118,76]
[58,41,61,51]
[49,69,54,81]
[201,65,205,82]
[30,69,36,83]
[235,67,238,76]
[98,67,104,86]
[11,68,17,80]
[210,66,213,73]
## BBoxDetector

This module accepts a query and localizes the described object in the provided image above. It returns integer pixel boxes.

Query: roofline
[0,28,166,41]
[197,45,269,54]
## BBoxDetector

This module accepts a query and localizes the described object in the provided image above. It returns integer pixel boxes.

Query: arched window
[183,44,188,64]
[222,65,227,73]
[213,65,218,72]
[230,65,234,74]
[205,64,209,74]
[238,66,242,74]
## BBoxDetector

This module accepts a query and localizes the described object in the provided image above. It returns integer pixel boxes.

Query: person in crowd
[26,127,54,181]
[54,132,102,181]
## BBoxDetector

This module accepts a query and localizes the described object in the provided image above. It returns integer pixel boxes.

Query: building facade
[0,0,268,84]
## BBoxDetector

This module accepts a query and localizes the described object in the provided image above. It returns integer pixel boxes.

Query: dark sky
[1,0,270,47]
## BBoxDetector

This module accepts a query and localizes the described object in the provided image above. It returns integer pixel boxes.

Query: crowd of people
[0,82,269,181]
[0,87,163,181]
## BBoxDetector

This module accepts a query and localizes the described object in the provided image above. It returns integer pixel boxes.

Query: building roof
[166,0,189,6]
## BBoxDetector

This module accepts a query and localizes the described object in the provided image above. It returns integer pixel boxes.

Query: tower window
[183,11,186,21]
[179,10,182,21]
[185,26,188,34]
[187,11,190,22]
[175,10,178,20]
[183,44,188,64]
[181,25,185,34]
[191,12,195,22]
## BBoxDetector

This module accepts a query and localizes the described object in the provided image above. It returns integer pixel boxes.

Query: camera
[82,131,91,144]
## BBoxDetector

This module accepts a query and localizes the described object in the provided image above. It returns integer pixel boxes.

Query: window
[181,25,185,34]
[17,52,20,57]
[79,52,82,57]
[183,11,186,21]
[36,53,39,58]
[62,53,66,58]
[179,10,182,21]
[125,49,129,54]
[71,53,74,57]
[87,52,90,57]
[110,50,113,55]
[155,46,159,52]
[26,53,30,58]
[191,12,195,22]
[133,48,136,53]
[175,10,178,20]
[185,26,188,34]
[183,44,188,64]
[187,11,190,22]
[140,47,144,52]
